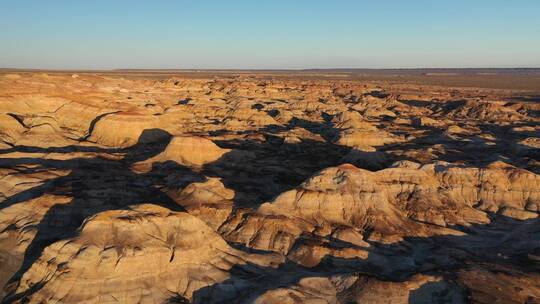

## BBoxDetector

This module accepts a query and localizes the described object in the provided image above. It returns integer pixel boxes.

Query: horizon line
[2,67,540,72]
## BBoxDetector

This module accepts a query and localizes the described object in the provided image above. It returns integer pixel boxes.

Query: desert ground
[0,70,539,303]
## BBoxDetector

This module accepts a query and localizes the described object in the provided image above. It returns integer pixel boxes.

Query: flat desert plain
[0,70,539,303]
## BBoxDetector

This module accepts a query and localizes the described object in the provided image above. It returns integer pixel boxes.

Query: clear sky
[1,0,539,69]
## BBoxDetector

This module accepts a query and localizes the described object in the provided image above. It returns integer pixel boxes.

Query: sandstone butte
[0,72,539,303]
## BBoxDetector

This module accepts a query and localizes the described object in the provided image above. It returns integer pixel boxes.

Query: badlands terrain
[0,70,539,303]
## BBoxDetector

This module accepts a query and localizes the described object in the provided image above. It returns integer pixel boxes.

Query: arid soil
[0,72,539,303]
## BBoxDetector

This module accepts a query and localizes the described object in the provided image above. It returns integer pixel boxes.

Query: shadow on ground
[185,215,540,303]
[1,124,539,303]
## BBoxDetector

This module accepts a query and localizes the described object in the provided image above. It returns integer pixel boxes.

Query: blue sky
[1,0,539,69]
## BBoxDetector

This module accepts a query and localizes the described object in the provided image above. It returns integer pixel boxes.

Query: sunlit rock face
[0,72,539,303]
[5,205,281,303]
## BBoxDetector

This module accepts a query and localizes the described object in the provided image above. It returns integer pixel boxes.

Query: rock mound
[260,161,539,234]
[154,136,231,167]
[6,204,280,303]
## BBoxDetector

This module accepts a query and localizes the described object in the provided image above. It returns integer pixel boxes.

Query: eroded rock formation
[0,72,539,303]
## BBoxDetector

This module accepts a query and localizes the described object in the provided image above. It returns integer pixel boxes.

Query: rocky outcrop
[1,72,539,303]
[143,136,231,167]
[4,205,281,303]
[260,161,539,230]
[254,274,466,304]
[332,111,403,148]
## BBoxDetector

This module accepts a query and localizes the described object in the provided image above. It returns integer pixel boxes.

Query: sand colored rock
[5,205,281,303]
[254,274,466,304]
[88,112,164,147]
[157,136,231,167]
[0,72,539,303]
[259,161,538,233]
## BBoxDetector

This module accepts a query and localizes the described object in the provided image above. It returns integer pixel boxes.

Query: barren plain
[0,70,539,303]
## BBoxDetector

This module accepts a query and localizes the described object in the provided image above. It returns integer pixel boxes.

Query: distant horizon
[2,0,540,70]
[2,67,540,72]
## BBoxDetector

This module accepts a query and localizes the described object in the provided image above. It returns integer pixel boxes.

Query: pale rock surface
[1,72,539,303]
[143,136,231,167]
[5,205,281,303]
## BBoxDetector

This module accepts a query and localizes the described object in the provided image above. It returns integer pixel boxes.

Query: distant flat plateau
[2,67,540,92]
